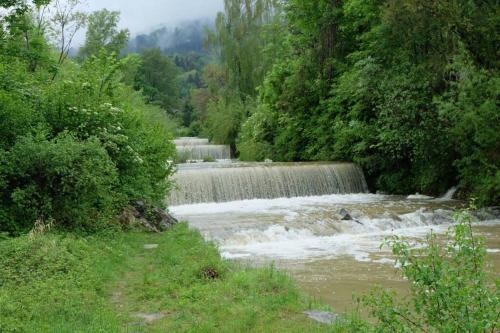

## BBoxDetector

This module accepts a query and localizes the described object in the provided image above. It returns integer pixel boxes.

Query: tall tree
[48,0,86,65]
[206,0,284,99]
[78,9,129,60]
[134,48,179,112]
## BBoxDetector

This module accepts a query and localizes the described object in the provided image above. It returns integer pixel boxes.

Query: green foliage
[363,207,500,332]
[237,103,275,161]
[237,0,500,204]
[204,95,251,147]
[134,48,180,112]
[1,134,119,232]
[0,6,176,234]
[191,0,284,153]
[206,0,284,99]
[77,9,129,60]
[436,51,500,205]
[0,232,130,332]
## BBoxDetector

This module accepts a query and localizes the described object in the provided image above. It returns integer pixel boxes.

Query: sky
[75,0,223,43]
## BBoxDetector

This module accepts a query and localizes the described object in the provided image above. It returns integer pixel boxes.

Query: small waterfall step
[173,137,231,161]
[176,145,231,160]
[167,162,369,206]
[174,137,210,146]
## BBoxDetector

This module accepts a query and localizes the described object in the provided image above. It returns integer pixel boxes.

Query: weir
[174,137,231,161]
[167,162,369,205]
[174,137,210,146]
[176,145,231,160]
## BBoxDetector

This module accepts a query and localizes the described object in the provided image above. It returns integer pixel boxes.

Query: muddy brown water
[170,193,500,313]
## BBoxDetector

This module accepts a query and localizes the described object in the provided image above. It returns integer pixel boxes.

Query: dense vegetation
[0,1,176,234]
[188,0,499,205]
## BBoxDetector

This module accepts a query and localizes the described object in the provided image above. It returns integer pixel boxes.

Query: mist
[75,0,223,44]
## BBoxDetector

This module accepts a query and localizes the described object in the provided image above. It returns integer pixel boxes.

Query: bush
[0,46,176,233]
[363,207,500,332]
[0,134,120,233]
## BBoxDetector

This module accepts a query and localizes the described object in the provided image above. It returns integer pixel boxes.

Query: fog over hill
[128,18,214,55]
[84,0,222,35]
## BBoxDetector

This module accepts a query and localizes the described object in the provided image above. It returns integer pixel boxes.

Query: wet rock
[304,310,338,324]
[338,208,353,220]
[151,207,178,231]
[119,201,178,233]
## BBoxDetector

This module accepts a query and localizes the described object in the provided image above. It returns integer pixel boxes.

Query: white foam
[170,193,500,264]
[407,194,434,200]
[218,223,450,262]
[170,193,387,216]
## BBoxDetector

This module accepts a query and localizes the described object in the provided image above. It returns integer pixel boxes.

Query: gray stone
[120,201,179,233]
[338,208,352,221]
[304,310,338,324]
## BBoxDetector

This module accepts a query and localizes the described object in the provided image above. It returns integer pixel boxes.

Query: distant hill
[128,18,214,55]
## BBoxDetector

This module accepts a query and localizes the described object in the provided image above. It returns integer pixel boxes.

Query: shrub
[363,206,500,332]
[0,134,120,233]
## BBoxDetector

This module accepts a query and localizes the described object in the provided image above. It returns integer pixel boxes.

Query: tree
[78,9,129,60]
[0,0,53,71]
[48,0,86,65]
[206,0,284,99]
[134,48,179,112]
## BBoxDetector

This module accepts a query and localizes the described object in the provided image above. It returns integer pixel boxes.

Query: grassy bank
[0,224,349,332]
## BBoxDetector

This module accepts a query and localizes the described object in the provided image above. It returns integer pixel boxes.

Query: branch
[393,310,428,333]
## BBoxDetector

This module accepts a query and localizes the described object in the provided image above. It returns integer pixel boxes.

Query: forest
[184,0,499,206]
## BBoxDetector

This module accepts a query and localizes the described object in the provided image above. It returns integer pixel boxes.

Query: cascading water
[167,158,500,311]
[174,137,210,146]
[176,145,231,160]
[167,162,368,205]
[173,137,231,161]
[441,187,458,200]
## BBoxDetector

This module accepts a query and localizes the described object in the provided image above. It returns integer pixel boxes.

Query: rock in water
[338,208,353,220]
[304,310,338,324]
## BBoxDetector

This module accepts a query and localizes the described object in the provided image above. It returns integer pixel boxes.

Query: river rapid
[168,138,500,312]
[170,192,499,311]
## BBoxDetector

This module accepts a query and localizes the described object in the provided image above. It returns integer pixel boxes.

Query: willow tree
[206,0,284,99]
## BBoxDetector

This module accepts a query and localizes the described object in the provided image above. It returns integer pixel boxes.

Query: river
[168,138,500,313]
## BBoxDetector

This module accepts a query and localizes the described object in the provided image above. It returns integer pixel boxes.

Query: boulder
[119,201,179,233]
[338,208,353,221]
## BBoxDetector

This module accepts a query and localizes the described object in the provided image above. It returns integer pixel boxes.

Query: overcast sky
[76,0,223,43]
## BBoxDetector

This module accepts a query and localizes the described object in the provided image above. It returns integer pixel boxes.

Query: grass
[0,223,357,332]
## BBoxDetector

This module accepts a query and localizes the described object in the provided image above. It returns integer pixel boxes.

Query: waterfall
[167,162,369,205]
[176,145,231,160]
[441,187,457,200]
[174,137,231,161]
[174,137,210,146]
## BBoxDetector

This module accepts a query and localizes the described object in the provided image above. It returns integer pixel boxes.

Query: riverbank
[0,224,357,332]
